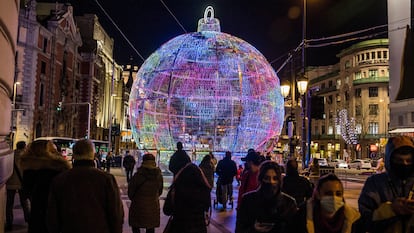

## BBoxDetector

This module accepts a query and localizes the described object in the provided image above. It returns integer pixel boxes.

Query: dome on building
[129,6,284,152]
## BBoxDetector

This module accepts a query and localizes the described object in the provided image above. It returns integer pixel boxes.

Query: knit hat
[72,139,95,160]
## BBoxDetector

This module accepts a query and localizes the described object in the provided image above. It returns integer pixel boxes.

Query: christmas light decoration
[337,109,358,145]
[129,6,284,151]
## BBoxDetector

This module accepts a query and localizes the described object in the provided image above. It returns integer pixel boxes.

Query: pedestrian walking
[47,139,123,233]
[237,151,262,209]
[296,173,361,233]
[282,159,313,208]
[359,135,414,232]
[128,153,163,233]
[168,141,191,176]
[236,165,243,186]
[123,150,136,183]
[106,151,113,173]
[216,151,237,209]
[199,154,215,189]
[236,161,297,233]
[20,140,71,233]
[5,141,30,231]
[163,163,211,233]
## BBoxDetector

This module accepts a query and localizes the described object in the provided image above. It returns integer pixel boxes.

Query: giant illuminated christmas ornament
[129,6,284,152]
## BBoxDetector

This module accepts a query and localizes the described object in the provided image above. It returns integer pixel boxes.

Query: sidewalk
[6,167,364,233]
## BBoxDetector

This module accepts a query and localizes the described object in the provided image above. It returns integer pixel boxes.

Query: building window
[321,83,326,89]
[43,38,48,53]
[345,91,349,101]
[369,87,378,97]
[327,95,333,104]
[411,112,414,122]
[377,51,382,59]
[366,52,370,60]
[321,125,326,134]
[355,105,362,116]
[369,104,379,115]
[41,61,46,74]
[371,51,376,59]
[368,122,379,134]
[355,71,361,80]
[356,124,362,134]
[399,115,404,125]
[336,124,341,135]
[336,94,341,102]
[355,88,362,98]
[369,69,378,77]
[356,54,360,62]
[361,53,365,61]
[336,79,341,89]
[345,60,351,69]
[328,80,333,87]
[383,51,388,59]
[328,126,333,135]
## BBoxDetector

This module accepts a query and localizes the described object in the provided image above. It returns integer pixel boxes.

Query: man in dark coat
[215,151,237,209]
[282,159,313,208]
[123,150,136,182]
[168,142,191,176]
[47,139,124,233]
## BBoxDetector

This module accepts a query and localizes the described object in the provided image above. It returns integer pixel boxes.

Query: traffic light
[56,101,62,111]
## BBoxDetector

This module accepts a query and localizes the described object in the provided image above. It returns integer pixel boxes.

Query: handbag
[163,216,173,233]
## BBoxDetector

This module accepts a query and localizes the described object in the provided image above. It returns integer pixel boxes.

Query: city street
[7,167,367,233]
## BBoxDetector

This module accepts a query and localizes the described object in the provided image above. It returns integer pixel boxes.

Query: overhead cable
[94,0,145,61]
[159,0,188,33]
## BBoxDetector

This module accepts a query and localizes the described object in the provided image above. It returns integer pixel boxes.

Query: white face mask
[319,196,344,215]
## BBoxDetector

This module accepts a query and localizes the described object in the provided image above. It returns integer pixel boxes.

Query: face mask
[391,164,414,179]
[319,196,344,216]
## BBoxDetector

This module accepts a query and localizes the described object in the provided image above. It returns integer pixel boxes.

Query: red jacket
[237,169,258,209]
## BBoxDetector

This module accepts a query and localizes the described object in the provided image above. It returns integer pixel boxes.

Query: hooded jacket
[358,135,414,233]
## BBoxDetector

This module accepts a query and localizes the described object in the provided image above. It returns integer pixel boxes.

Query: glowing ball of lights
[129,6,284,152]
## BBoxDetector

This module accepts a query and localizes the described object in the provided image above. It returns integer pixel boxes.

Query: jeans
[6,189,30,226]
[126,169,133,183]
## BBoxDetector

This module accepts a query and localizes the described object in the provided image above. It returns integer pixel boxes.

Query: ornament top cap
[197,6,221,32]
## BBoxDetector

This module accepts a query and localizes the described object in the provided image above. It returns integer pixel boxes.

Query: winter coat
[359,135,414,233]
[47,160,124,233]
[298,199,360,233]
[168,150,191,175]
[6,148,25,190]
[163,163,211,233]
[199,156,215,188]
[128,159,163,229]
[237,169,259,209]
[236,189,298,233]
[20,151,71,233]
[123,154,136,170]
[282,171,313,207]
[216,157,237,185]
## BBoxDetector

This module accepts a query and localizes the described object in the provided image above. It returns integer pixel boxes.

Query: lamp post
[281,84,294,158]
[297,80,308,168]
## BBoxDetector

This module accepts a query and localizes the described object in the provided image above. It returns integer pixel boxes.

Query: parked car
[348,159,372,170]
[329,159,348,169]
[315,158,329,167]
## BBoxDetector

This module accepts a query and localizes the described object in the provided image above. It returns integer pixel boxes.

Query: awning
[388,128,414,133]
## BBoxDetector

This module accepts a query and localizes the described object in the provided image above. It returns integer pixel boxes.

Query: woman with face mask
[235,161,298,233]
[297,173,360,233]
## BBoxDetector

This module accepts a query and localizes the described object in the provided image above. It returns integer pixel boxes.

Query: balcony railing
[353,76,389,86]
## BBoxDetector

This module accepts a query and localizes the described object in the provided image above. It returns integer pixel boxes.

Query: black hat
[241,151,260,163]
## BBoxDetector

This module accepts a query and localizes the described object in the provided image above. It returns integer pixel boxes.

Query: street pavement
[6,167,365,233]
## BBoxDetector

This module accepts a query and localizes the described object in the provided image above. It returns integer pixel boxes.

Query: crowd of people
[5,135,414,233]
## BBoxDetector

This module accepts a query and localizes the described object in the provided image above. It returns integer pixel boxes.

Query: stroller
[213,178,234,209]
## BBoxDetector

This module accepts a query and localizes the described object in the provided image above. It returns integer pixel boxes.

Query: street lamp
[297,79,308,168]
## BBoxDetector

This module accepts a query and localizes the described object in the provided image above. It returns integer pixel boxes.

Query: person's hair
[143,153,155,161]
[258,161,281,183]
[316,173,343,192]
[73,139,95,160]
[177,141,183,150]
[225,151,231,158]
[16,141,26,150]
[286,159,298,174]
[25,140,60,158]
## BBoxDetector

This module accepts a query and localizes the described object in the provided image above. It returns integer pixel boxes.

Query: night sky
[57,0,387,71]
